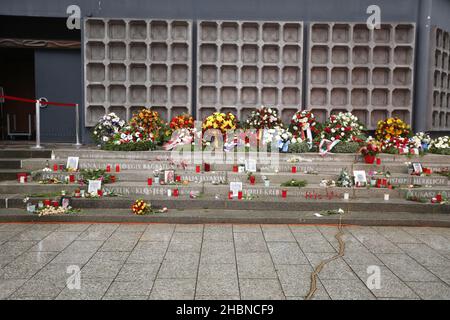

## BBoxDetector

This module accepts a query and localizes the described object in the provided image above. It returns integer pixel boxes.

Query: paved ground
[0,223,450,300]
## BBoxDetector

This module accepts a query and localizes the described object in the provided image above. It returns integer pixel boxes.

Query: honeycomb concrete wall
[307,22,416,129]
[429,26,450,131]
[196,20,303,123]
[83,18,192,126]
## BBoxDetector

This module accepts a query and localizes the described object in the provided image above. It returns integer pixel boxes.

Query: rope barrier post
[32,100,43,149]
[74,103,82,147]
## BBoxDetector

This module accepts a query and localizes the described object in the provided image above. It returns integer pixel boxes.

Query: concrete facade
[0,0,449,142]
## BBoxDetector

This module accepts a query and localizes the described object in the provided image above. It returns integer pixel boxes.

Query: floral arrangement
[245,106,283,129]
[410,132,432,151]
[80,169,112,184]
[92,113,126,145]
[320,112,365,143]
[360,138,381,157]
[131,199,151,215]
[103,122,156,151]
[129,108,171,144]
[336,168,353,188]
[202,112,237,134]
[262,127,300,152]
[163,127,200,151]
[429,136,450,155]
[169,114,194,130]
[37,205,80,217]
[375,117,411,142]
[289,110,318,139]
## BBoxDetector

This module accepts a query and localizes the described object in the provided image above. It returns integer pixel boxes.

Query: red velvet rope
[0,95,77,107]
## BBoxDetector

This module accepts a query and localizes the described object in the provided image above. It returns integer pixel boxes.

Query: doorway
[0,48,36,140]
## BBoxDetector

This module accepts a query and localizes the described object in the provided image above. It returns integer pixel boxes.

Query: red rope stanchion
[0,95,77,107]
[0,94,81,148]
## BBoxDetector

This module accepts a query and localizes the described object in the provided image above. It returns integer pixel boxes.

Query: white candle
[343,193,349,200]
[167,189,172,197]
[384,194,390,201]
[19,176,25,184]
[264,180,270,187]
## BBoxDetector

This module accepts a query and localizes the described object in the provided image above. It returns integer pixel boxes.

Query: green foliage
[280,179,308,188]
[102,140,156,151]
[288,141,311,153]
[80,169,112,184]
[332,141,361,153]
[429,148,450,155]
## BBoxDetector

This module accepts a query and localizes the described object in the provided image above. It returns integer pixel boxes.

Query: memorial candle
[282,190,287,198]
[53,164,58,171]
[238,191,243,200]
[204,163,211,172]
[176,175,181,182]
[228,191,233,199]
[115,164,120,172]
[233,165,238,173]
[291,166,297,173]
[249,175,255,185]
[173,189,179,197]
[147,178,153,186]
[69,175,75,183]
[196,165,201,173]
[376,158,381,165]
[106,165,111,172]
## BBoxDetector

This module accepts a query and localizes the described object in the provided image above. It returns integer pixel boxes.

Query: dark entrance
[0,48,36,140]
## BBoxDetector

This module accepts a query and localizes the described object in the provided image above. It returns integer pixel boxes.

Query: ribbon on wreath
[302,126,313,149]
[318,139,340,157]
[162,130,193,151]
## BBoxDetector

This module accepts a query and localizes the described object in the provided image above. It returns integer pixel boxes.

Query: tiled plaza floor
[0,223,450,300]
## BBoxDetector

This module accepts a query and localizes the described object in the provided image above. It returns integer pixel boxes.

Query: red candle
[53,164,58,171]
[97,190,103,197]
[59,165,64,170]
[106,165,111,172]
[238,191,243,200]
[233,165,238,172]
[282,190,287,198]
[204,163,211,172]
[376,158,381,165]
[196,165,201,173]
[44,199,51,206]
[291,166,297,173]
[249,175,255,185]
[176,175,181,182]
[173,188,179,197]
[436,194,442,202]
[228,191,233,199]
[147,178,153,186]
[382,178,387,186]
[115,164,120,172]
[69,174,75,183]
[17,173,27,183]
[111,175,116,183]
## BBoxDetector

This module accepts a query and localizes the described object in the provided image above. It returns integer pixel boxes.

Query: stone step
[2,179,450,200]
[0,149,52,159]
[0,169,31,181]
[0,159,22,169]
[51,149,450,164]
[21,157,450,176]
[2,196,449,215]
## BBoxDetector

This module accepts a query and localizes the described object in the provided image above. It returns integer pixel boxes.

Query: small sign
[353,170,367,186]
[229,181,243,197]
[245,159,257,172]
[66,157,79,170]
[164,170,175,184]
[88,180,102,194]
[412,162,423,174]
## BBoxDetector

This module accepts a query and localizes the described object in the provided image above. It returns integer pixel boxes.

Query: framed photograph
[245,159,257,173]
[87,180,102,194]
[412,162,423,174]
[353,170,367,187]
[60,197,71,209]
[164,170,175,184]
[229,181,243,197]
[66,157,79,170]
